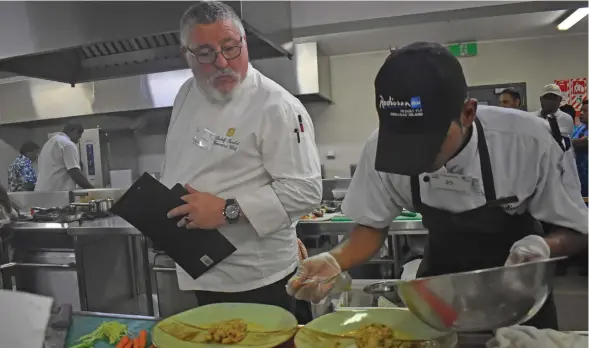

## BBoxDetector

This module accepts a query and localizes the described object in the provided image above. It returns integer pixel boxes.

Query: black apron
[410,118,558,330]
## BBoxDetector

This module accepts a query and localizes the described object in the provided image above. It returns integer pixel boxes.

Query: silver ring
[184,216,192,223]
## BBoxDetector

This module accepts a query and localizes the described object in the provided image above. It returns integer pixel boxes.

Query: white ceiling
[298,10,588,56]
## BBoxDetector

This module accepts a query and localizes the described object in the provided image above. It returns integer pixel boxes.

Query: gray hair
[179,1,245,46]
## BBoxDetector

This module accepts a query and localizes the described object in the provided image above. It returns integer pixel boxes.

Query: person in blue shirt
[8,141,40,192]
[572,100,588,198]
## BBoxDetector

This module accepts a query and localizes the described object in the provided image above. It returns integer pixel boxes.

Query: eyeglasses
[186,37,243,65]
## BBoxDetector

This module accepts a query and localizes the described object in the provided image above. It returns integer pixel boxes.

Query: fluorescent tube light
[557,8,589,31]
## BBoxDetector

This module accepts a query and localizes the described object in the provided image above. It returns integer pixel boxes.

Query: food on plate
[301,208,326,220]
[205,319,248,344]
[71,321,128,348]
[354,323,427,348]
[158,321,203,342]
[355,324,397,348]
[158,319,250,344]
[313,209,325,218]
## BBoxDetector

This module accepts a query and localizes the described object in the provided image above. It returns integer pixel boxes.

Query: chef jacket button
[423,176,430,183]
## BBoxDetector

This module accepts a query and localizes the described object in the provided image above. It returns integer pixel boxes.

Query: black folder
[111,173,237,279]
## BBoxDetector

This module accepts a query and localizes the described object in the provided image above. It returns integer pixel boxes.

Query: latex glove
[286,252,342,303]
[486,325,588,348]
[505,235,550,266]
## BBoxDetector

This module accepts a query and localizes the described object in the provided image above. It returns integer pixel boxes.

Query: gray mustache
[209,70,239,82]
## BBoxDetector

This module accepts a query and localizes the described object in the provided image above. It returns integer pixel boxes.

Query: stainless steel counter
[3,217,153,316]
[67,217,140,236]
[9,221,67,231]
[10,217,139,236]
[6,217,428,317]
[11,217,426,236]
[297,220,425,236]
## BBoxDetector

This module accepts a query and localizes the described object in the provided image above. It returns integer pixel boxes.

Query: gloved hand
[286,252,342,303]
[505,235,550,266]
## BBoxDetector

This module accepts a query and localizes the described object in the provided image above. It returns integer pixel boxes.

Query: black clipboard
[171,183,189,198]
[111,173,237,279]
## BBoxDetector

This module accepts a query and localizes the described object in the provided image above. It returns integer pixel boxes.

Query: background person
[498,88,522,109]
[560,104,577,124]
[35,123,93,192]
[572,100,588,198]
[8,141,40,192]
[532,84,575,142]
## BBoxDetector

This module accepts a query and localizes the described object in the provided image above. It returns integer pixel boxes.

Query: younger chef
[287,42,588,330]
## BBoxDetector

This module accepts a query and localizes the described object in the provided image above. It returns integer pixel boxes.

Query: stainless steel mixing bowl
[363,257,566,332]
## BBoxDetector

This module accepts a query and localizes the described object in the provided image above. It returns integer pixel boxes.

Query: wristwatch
[223,199,241,224]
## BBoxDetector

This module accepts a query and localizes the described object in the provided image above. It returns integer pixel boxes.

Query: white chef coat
[161,64,322,292]
[35,133,80,192]
[342,105,588,236]
[532,109,575,138]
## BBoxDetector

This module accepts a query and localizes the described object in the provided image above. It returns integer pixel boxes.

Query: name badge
[193,128,216,151]
[429,173,472,192]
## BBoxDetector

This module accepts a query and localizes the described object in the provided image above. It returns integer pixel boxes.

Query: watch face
[225,205,240,220]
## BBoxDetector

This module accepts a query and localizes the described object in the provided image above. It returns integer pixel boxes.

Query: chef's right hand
[286,252,342,303]
[505,235,550,266]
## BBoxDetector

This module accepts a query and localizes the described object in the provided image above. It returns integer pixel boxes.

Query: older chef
[35,123,93,192]
[287,42,588,329]
[533,84,575,146]
[164,1,322,314]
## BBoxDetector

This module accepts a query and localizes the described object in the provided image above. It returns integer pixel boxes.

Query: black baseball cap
[374,42,467,176]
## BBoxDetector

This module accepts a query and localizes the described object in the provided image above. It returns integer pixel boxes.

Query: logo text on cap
[379,95,411,109]
[379,95,424,117]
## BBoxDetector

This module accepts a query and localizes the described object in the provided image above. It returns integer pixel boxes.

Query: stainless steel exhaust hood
[0,1,292,85]
[0,41,331,126]
[252,42,332,103]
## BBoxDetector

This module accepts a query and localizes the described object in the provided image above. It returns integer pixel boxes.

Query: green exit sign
[447,42,478,57]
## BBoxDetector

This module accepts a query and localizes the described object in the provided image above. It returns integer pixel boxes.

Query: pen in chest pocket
[298,115,305,133]
[294,115,302,144]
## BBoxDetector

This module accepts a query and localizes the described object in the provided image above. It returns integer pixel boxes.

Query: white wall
[136,134,166,176]
[290,1,517,28]
[308,34,589,178]
[1,35,586,185]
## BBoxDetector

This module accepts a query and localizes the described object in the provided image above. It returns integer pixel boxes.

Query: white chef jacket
[343,105,588,236]
[161,64,322,292]
[35,133,80,192]
[532,109,575,138]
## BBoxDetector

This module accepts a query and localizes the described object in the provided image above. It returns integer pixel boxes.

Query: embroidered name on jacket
[213,136,240,151]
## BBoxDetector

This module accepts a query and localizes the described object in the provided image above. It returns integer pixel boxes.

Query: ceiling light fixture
[557,7,589,31]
